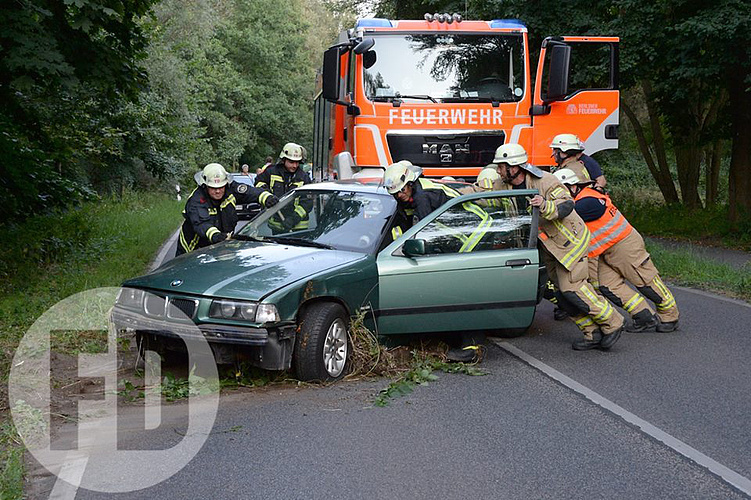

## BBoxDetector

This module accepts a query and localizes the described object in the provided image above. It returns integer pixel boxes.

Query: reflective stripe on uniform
[575,316,595,330]
[269,174,284,189]
[581,285,614,322]
[653,276,676,311]
[554,222,590,268]
[589,213,630,254]
[551,187,565,199]
[220,194,236,210]
[205,226,221,241]
[623,293,645,313]
[258,191,271,204]
[541,200,556,218]
[179,227,199,253]
[294,204,307,218]
[391,226,403,240]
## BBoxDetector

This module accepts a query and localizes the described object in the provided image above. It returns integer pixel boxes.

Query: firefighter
[553,168,679,332]
[382,160,490,252]
[176,163,278,256]
[383,160,491,362]
[255,142,312,232]
[549,133,607,189]
[492,143,624,350]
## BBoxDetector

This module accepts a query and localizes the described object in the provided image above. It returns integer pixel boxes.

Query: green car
[113,180,543,381]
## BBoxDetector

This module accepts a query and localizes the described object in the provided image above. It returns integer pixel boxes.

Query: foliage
[373,353,485,407]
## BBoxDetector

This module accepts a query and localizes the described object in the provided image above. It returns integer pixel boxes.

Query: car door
[375,189,540,335]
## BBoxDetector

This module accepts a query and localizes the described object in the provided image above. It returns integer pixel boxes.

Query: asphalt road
[31,286,751,499]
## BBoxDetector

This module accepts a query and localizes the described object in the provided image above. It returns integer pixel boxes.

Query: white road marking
[673,285,751,309]
[494,340,751,497]
[150,226,181,271]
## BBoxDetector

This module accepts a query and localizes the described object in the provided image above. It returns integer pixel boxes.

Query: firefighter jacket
[574,187,634,258]
[390,178,490,253]
[177,182,265,256]
[497,171,590,271]
[255,163,312,231]
[555,157,591,182]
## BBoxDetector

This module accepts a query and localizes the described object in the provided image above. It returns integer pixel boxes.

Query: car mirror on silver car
[403,238,426,257]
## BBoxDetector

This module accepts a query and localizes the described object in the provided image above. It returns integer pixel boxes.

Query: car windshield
[364,34,525,102]
[238,189,396,253]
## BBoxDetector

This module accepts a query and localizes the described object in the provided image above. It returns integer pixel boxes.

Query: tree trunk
[621,97,680,203]
[705,140,722,207]
[728,66,751,228]
[641,81,679,202]
[674,144,703,209]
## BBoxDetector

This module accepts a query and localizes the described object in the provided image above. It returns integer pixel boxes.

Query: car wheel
[294,302,349,382]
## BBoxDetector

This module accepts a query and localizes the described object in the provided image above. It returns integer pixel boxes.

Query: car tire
[294,302,349,382]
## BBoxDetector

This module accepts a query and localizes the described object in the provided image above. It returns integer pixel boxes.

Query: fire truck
[312,14,619,179]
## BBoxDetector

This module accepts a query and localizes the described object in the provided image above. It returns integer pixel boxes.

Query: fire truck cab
[313,15,619,180]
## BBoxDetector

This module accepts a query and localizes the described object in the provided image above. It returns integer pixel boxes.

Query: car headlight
[209,299,258,320]
[115,288,144,308]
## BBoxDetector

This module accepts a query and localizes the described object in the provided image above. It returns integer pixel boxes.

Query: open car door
[375,190,540,336]
[529,36,619,167]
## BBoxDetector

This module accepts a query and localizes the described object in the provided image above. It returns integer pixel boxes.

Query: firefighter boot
[657,320,679,333]
[626,309,658,333]
[554,308,569,321]
[600,325,624,350]
[447,332,485,362]
[572,330,603,351]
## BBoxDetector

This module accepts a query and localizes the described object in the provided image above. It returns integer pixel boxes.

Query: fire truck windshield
[363,34,525,103]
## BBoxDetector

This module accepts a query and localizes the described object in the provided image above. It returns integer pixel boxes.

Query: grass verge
[0,192,181,499]
[646,241,751,302]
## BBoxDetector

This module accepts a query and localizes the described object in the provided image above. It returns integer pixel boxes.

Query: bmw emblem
[170,279,183,287]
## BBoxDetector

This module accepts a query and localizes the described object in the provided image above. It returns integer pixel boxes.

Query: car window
[241,190,396,253]
[414,194,532,254]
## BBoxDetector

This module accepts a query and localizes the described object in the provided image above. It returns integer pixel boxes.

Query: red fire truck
[313,14,619,179]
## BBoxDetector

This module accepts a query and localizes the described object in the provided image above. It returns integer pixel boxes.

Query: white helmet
[280,142,304,161]
[383,160,421,194]
[553,168,586,186]
[202,163,230,188]
[549,133,585,153]
[493,143,528,166]
[476,168,500,189]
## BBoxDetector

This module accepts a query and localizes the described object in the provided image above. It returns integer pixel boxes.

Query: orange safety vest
[574,187,633,258]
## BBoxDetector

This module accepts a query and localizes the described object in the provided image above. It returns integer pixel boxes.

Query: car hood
[124,240,367,301]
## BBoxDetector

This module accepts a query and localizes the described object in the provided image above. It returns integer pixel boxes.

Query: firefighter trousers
[542,248,624,340]
[595,231,679,323]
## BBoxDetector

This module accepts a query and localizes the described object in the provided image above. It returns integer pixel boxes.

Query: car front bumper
[111,307,296,370]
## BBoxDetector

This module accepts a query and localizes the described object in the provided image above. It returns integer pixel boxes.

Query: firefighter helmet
[493,143,528,166]
[553,168,591,186]
[476,168,500,189]
[202,163,230,188]
[383,160,421,194]
[280,142,304,161]
[549,133,585,153]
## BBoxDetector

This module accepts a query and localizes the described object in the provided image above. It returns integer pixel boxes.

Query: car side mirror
[403,239,426,257]
[363,50,376,69]
[545,44,571,102]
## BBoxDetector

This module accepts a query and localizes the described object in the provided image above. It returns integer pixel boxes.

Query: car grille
[386,132,505,167]
[168,298,198,319]
[142,293,197,319]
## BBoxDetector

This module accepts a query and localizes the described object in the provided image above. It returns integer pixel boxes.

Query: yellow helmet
[202,163,229,188]
[549,133,584,153]
[493,143,528,166]
[476,168,500,189]
[280,142,304,161]
[383,160,421,194]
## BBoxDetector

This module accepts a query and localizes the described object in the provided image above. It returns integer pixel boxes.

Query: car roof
[298,179,389,195]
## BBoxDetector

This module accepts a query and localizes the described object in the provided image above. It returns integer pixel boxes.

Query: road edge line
[149,226,181,272]
[494,340,751,498]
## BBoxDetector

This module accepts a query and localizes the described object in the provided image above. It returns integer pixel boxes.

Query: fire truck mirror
[363,50,376,70]
[353,37,375,55]
[322,46,341,102]
[545,44,571,102]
